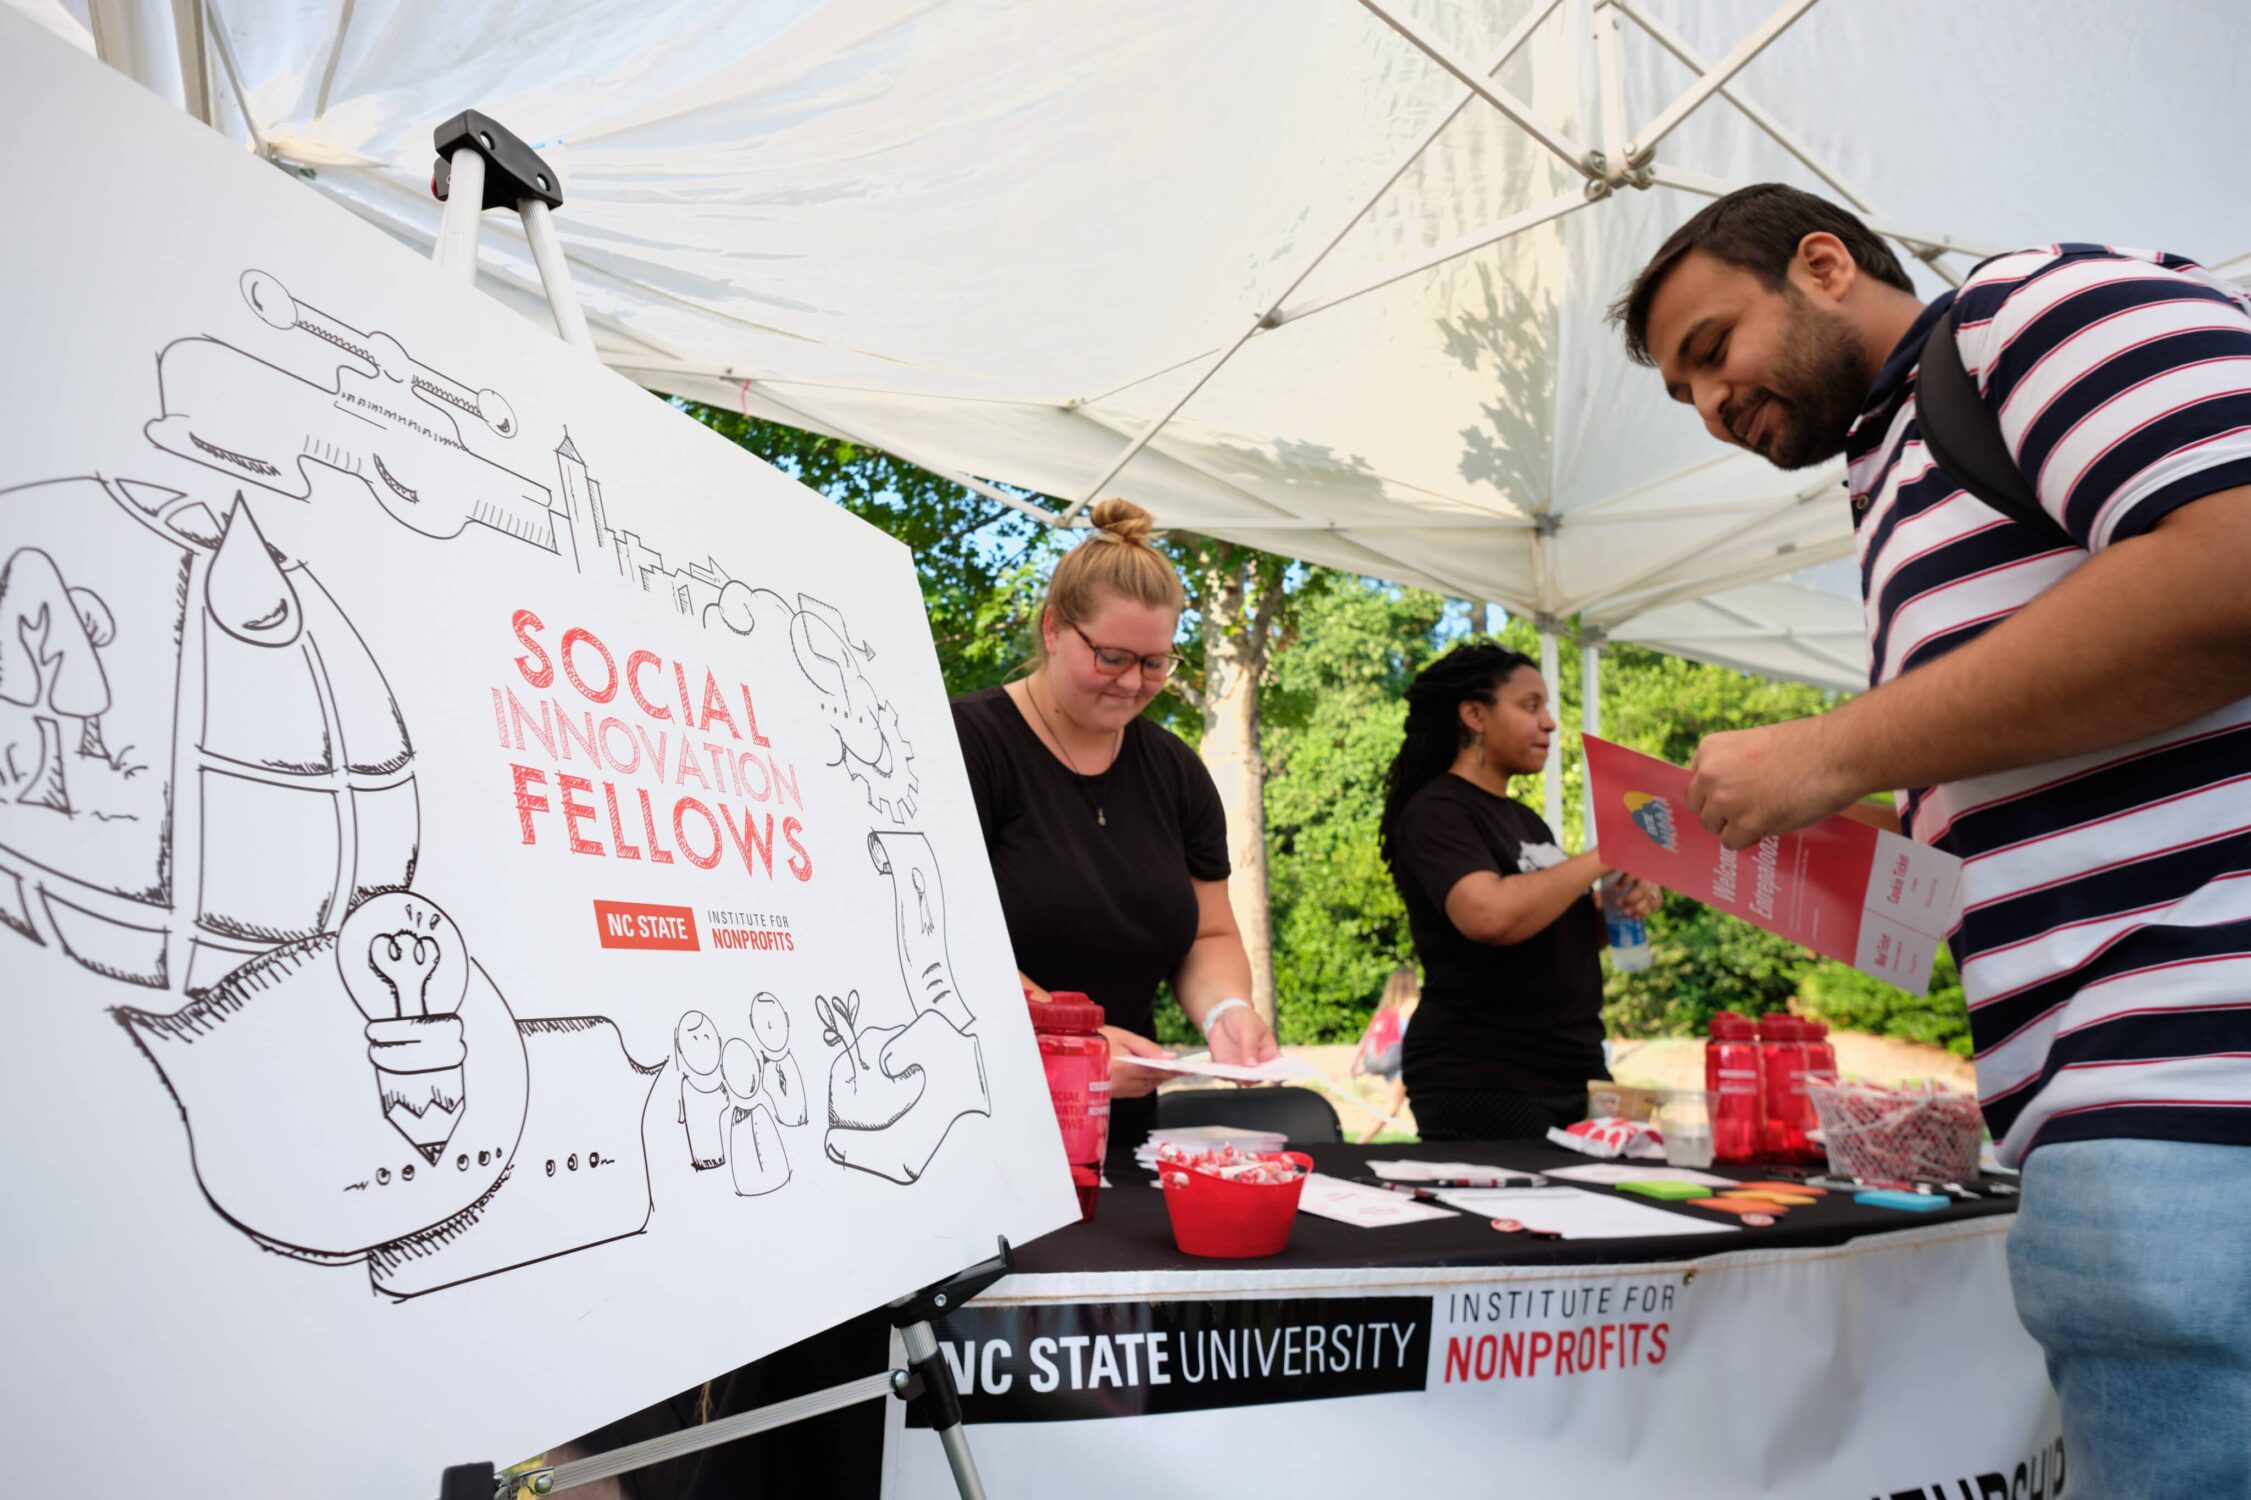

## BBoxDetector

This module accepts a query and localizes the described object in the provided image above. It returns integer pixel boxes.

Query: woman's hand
[1019,971,1052,1005]
[1103,1025,1174,1099]
[1205,1004,1280,1072]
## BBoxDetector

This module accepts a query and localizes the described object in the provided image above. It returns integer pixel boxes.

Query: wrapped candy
[1806,1081,1983,1182]
[1153,1143,1310,1185]
[1546,1115,1668,1161]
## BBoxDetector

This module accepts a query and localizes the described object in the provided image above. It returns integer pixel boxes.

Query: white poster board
[0,16,1077,1496]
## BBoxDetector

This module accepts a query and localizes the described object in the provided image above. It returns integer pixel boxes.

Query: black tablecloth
[1021,1140,2015,1274]
[604,1140,2013,1497]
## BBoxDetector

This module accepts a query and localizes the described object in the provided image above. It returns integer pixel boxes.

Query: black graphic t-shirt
[951,685,1230,1043]
[1389,775,1606,1097]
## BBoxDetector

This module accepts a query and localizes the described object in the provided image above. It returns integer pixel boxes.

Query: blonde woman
[952,499,1279,1152]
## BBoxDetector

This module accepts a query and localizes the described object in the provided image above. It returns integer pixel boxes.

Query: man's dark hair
[1608,183,1915,366]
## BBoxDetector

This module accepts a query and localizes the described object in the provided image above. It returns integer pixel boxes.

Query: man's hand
[1687,718,1861,850]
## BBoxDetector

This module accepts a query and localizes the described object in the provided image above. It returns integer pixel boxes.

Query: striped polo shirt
[1845,243,2251,1165]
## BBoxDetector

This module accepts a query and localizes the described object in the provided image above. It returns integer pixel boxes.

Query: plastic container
[1757,1014,1812,1161]
[1160,1152,1315,1258]
[1807,1081,1983,1183]
[1602,878,1652,973]
[1656,1088,1716,1169]
[1030,991,1110,1221]
[1705,1013,1764,1164]
[1802,1020,1838,1084]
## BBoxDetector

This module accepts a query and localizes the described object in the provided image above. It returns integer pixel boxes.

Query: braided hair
[1379,642,1537,866]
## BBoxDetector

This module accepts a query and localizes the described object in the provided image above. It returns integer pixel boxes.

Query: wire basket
[1806,1081,1983,1182]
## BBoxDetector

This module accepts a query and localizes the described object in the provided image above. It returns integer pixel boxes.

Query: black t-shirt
[1389,774,1607,1097]
[951,685,1230,1041]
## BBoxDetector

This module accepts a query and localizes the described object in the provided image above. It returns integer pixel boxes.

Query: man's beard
[1729,290,1867,470]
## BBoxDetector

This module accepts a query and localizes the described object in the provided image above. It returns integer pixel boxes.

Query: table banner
[883,1221,2064,1500]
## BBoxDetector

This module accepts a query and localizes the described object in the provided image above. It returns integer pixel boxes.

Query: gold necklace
[1023,678,1121,827]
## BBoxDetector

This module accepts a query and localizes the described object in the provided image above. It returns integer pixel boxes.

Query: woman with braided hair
[1381,643,1661,1141]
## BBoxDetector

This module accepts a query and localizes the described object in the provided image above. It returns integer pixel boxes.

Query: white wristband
[1199,997,1253,1040]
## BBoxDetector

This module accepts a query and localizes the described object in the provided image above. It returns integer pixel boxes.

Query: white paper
[0,29,1078,1500]
[1434,1188,1738,1240]
[1131,1054,1322,1084]
[1540,1163,1738,1188]
[1295,1174,1459,1227]
[1366,1159,1536,1182]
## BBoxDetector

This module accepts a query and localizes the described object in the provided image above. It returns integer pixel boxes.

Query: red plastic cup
[1030,991,1110,1221]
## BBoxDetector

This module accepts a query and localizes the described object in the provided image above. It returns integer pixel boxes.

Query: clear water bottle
[1602,878,1651,972]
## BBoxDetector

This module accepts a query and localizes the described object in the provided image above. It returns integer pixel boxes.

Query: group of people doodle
[674,995,807,1197]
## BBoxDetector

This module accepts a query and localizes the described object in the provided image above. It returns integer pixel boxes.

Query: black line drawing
[8,266,998,1299]
[344,892,470,1164]
[818,835,988,1185]
[751,990,808,1128]
[674,1010,729,1170]
[721,1037,791,1197]
[705,581,921,823]
[136,269,929,827]
[869,829,973,1031]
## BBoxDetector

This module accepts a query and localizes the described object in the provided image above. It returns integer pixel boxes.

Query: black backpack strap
[1916,299,2080,550]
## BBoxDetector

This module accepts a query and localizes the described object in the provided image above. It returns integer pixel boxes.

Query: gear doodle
[839,697,919,823]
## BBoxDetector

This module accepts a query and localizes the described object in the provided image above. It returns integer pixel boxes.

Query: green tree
[1261,576,1448,1041]
[673,402,1058,695]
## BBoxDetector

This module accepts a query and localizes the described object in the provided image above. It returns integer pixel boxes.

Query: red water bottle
[1705,1014,1764,1164]
[1030,991,1110,1221]
[1757,1013,1808,1160]
[1799,1019,1838,1162]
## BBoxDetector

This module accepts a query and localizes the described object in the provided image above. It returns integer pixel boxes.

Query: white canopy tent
[22,0,2251,823]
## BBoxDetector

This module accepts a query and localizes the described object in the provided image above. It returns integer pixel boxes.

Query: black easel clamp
[432,110,564,211]
[886,1236,1014,1330]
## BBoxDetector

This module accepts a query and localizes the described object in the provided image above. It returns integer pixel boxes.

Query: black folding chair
[1155,1085,1342,1145]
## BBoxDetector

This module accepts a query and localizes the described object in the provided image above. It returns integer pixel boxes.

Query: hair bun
[1088,497,1157,545]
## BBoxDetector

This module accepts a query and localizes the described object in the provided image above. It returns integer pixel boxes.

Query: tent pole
[1593,1,1629,175]
[1357,0,1595,177]
[1556,470,1838,616]
[1063,0,1566,514]
[1271,192,1594,326]
[1621,0,1819,169]
[1539,623,1564,833]
[1646,163,2001,262]
[1580,628,1603,843]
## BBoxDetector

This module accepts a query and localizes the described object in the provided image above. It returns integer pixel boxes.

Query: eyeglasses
[1072,624,1184,681]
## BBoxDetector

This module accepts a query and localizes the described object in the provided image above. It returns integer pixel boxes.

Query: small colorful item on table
[1546,1115,1667,1161]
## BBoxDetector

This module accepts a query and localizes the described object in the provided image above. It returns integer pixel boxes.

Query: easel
[419,112,1007,1500]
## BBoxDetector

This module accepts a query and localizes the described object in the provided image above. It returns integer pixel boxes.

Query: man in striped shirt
[1614,184,2251,1496]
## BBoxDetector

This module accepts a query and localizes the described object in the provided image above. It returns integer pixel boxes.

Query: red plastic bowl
[1159,1152,1314,1258]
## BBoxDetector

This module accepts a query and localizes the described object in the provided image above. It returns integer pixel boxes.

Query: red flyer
[1583,736,1964,995]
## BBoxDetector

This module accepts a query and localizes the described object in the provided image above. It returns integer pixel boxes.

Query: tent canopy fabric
[24,0,2251,691]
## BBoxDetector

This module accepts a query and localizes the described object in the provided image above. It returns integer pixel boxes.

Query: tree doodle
[0,548,123,814]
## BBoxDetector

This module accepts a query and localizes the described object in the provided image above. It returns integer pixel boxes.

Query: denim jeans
[2006,1138,2251,1499]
